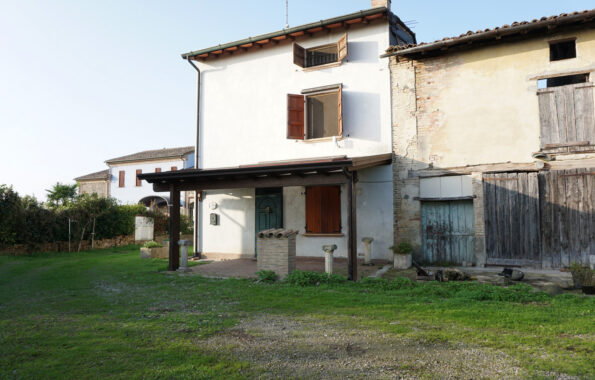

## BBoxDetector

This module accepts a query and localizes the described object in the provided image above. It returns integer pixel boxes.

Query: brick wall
[79,181,109,197]
[390,56,487,265]
[257,236,296,278]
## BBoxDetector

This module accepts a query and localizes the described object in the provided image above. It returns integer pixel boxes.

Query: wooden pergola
[138,153,392,281]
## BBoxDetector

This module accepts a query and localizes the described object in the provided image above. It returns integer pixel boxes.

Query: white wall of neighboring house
[109,156,192,205]
[194,20,396,259]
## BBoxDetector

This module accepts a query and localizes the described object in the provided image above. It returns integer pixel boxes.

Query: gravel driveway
[203,315,529,379]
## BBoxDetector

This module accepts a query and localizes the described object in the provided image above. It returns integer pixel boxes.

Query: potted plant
[140,240,168,259]
[570,262,594,294]
[390,242,413,269]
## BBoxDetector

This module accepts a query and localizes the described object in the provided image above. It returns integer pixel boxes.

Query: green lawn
[0,246,593,379]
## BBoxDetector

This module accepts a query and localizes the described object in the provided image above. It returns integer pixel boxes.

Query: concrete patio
[189,257,389,280]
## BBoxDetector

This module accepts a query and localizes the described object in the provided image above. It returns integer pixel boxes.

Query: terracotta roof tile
[386,9,595,56]
[105,146,194,165]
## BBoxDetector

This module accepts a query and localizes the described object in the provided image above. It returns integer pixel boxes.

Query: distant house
[139,0,415,277]
[75,146,195,215]
[75,169,110,197]
[387,10,595,269]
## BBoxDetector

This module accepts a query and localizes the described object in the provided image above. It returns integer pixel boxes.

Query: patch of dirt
[203,315,526,379]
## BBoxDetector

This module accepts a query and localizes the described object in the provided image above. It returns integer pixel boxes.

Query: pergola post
[347,171,358,281]
[169,184,181,271]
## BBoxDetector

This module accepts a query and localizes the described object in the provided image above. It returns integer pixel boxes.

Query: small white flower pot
[393,253,412,269]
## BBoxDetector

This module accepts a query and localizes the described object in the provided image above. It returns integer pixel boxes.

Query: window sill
[303,233,344,237]
[302,61,342,72]
[300,136,343,144]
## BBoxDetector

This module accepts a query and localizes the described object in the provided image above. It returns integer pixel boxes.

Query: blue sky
[1,0,593,199]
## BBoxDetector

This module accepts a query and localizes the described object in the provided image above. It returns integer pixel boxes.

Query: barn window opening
[293,34,348,68]
[549,40,576,61]
[538,73,588,89]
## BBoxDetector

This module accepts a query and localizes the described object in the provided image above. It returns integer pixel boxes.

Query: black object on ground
[498,268,525,281]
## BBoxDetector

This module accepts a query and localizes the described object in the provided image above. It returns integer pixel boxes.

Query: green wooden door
[255,188,283,257]
[421,200,475,265]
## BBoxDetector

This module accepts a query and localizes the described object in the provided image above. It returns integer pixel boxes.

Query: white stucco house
[139,0,416,278]
[76,146,195,214]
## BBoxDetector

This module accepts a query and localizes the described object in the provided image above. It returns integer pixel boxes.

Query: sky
[1,0,593,200]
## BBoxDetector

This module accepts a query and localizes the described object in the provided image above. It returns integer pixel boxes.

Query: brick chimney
[371,0,391,8]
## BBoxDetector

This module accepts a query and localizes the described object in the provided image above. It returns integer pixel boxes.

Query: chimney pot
[371,0,391,8]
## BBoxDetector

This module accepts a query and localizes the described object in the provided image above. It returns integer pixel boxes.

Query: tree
[46,182,78,208]
[0,185,24,245]
[65,194,114,252]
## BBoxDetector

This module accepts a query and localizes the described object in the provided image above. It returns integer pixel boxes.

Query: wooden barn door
[483,172,542,267]
[539,169,595,268]
[421,200,475,265]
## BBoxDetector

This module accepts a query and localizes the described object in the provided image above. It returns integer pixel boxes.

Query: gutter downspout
[187,58,202,258]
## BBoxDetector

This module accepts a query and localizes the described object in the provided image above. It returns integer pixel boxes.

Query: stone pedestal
[177,240,191,273]
[362,237,374,265]
[323,245,338,274]
[257,229,297,279]
[135,216,154,242]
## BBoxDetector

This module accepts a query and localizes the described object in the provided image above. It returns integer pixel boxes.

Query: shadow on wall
[343,91,381,142]
[347,41,380,63]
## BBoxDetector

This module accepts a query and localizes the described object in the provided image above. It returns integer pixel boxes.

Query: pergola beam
[153,172,347,192]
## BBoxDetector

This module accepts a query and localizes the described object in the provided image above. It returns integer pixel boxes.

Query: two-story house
[386,10,595,269]
[140,0,416,277]
[76,146,195,215]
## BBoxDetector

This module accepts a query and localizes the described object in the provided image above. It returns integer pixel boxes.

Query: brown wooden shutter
[305,187,322,233]
[337,33,348,62]
[337,84,343,136]
[293,43,305,67]
[119,170,125,187]
[171,166,177,171]
[287,94,305,139]
[155,168,161,173]
[321,186,341,233]
[135,169,142,187]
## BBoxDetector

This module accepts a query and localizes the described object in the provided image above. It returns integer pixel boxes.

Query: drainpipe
[187,58,202,258]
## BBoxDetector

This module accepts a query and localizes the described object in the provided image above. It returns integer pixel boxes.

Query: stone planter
[393,253,412,269]
[140,246,168,259]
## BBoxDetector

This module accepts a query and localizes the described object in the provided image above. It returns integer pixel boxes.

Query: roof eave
[383,10,595,58]
[181,7,390,60]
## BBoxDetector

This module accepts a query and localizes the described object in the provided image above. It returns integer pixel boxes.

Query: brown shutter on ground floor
[119,170,125,187]
[306,186,322,233]
[287,94,305,139]
[305,186,341,234]
[136,169,142,186]
[322,186,341,233]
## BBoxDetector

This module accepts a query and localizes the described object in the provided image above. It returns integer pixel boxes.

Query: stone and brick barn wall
[78,180,109,197]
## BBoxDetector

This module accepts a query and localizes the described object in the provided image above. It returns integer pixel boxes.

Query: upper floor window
[550,39,576,61]
[118,170,125,188]
[155,168,161,173]
[170,166,177,171]
[287,84,343,140]
[293,34,348,69]
[136,169,142,187]
[537,73,594,150]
